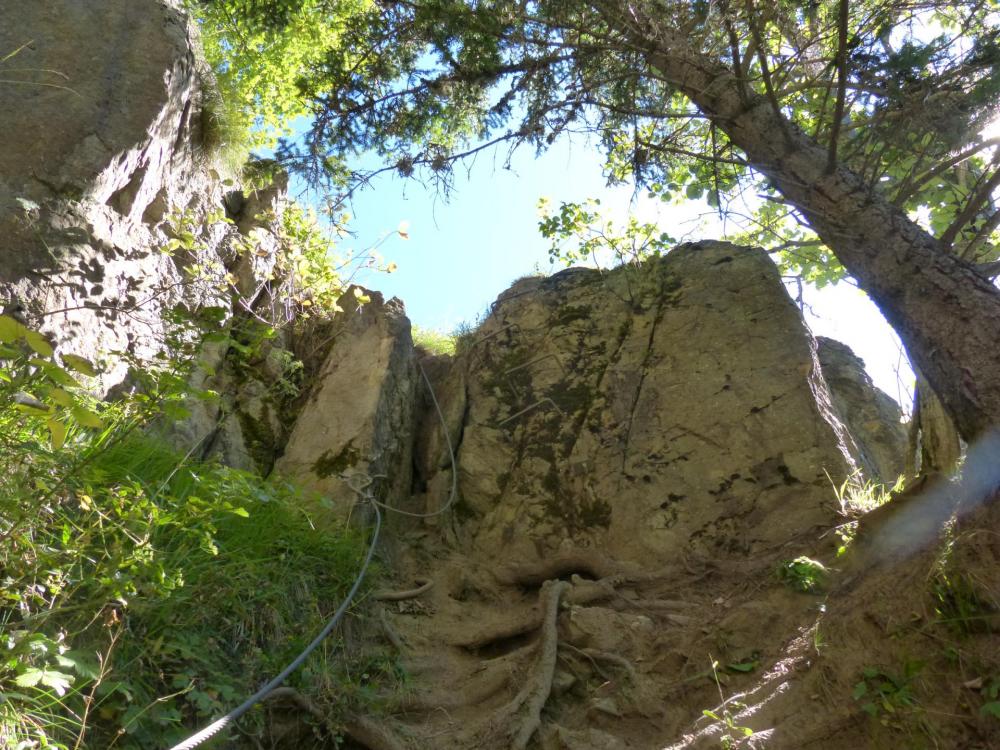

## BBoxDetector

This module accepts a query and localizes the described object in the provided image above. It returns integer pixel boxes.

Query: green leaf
[48,387,75,407]
[0,314,26,343]
[14,669,73,695]
[727,661,756,673]
[0,344,21,359]
[61,353,100,377]
[71,405,105,429]
[47,417,67,450]
[14,393,52,416]
[852,681,868,700]
[981,701,1000,720]
[56,651,101,680]
[24,331,54,357]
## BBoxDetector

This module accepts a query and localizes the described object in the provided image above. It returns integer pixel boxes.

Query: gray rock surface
[817,336,907,482]
[0,0,267,390]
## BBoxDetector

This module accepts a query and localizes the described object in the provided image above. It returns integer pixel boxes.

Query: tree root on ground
[374,579,435,601]
[395,648,527,710]
[561,643,636,681]
[468,579,569,749]
[452,577,619,649]
[343,714,410,750]
[379,606,406,650]
[496,553,627,586]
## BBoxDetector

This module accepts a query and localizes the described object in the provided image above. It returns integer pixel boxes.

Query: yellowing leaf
[78,494,93,511]
[48,388,74,407]
[47,417,67,450]
[71,406,104,429]
[24,330,53,357]
[61,353,99,377]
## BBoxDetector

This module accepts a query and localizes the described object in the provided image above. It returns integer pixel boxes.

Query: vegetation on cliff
[0,308,399,748]
[189,0,1000,441]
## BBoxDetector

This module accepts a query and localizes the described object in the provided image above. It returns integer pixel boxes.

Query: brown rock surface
[419,241,856,572]
[273,292,417,520]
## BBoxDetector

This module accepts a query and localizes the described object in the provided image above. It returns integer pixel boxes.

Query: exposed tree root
[396,653,519,710]
[562,643,636,680]
[450,609,541,649]
[264,686,325,721]
[489,579,570,750]
[343,714,410,750]
[452,577,614,649]
[379,606,406,651]
[496,553,626,586]
[374,579,435,601]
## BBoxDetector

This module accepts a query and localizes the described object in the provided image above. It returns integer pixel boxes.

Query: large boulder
[816,336,908,483]
[418,242,858,570]
[0,0,265,390]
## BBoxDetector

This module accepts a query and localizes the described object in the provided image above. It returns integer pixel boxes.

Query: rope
[167,496,382,750]
[365,359,459,519]
[170,356,456,748]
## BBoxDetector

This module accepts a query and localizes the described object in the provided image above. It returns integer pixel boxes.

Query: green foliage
[271,203,350,317]
[852,662,923,727]
[538,197,673,269]
[703,657,755,749]
[191,0,999,290]
[411,326,457,356]
[777,556,829,594]
[187,0,372,152]
[0,317,388,747]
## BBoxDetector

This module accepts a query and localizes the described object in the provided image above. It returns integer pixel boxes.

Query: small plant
[829,469,903,516]
[979,676,1000,720]
[702,657,755,749]
[852,662,922,727]
[777,556,829,593]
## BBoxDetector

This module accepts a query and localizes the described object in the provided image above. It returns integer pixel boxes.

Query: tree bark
[604,1,1000,440]
[909,368,962,475]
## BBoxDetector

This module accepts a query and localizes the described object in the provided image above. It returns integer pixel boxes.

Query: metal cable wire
[169,356,455,748]
[167,501,382,750]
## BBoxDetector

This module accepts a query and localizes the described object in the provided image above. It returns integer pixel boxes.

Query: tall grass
[0,320,391,748]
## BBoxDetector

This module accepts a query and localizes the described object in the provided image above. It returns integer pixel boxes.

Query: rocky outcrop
[817,336,908,483]
[370,244,915,750]
[0,0,263,389]
[1,0,310,475]
[273,292,417,520]
[417,242,857,572]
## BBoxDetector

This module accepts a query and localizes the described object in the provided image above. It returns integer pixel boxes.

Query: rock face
[273,293,417,520]
[0,0,308,473]
[1,0,241,388]
[817,336,908,482]
[418,242,858,571]
[373,244,913,750]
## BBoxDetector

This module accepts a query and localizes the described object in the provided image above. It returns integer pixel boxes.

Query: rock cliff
[21,4,999,749]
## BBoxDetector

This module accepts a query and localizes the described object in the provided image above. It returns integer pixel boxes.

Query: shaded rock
[816,336,907,482]
[0,0,277,392]
[420,242,856,571]
[273,291,417,520]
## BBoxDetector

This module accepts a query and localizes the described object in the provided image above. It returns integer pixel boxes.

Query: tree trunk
[606,1,1000,440]
[908,368,962,476]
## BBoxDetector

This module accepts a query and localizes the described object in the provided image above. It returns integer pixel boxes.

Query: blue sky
[291,135,914,408]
